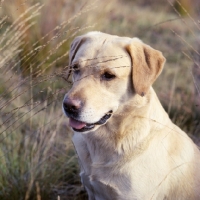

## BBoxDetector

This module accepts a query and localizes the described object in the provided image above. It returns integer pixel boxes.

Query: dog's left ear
[69,36,87,64]
[65,36,87,80]
[126,38,166,96]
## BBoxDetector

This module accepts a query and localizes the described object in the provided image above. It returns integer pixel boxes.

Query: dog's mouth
[69,111,113,132]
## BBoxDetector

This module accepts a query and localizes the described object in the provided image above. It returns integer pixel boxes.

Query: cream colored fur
[63,31,200,200]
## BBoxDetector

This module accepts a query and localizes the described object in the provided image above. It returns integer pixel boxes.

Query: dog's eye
[72,64,80,74]
[101,72,116,80]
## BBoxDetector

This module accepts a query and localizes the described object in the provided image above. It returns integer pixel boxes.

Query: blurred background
[0,0,199,199]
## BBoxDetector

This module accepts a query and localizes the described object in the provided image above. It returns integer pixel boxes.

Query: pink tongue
[69,118,86,130]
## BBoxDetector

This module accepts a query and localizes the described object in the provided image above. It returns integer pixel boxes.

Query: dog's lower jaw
[69,111,113,133]
[71,121,95,132]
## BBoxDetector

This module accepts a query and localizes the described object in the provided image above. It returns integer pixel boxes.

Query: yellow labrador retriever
[62,32,200,200]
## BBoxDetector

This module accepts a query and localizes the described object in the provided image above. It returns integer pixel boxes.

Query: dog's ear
[126,38,166,96]
[69,36,87,64]
[66,36,87,80]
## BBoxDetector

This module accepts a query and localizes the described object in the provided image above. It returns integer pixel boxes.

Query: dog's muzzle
[63,98,112,132]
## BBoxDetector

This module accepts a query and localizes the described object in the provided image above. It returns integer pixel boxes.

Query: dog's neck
[82,88,170,160]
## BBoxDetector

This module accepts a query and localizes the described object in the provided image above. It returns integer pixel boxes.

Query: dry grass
[0,0,200,199]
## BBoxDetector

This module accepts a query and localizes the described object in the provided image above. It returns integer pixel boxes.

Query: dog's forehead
[73,34,131,69]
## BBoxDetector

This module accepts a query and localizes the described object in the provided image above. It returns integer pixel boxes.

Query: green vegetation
[0,0,199,199]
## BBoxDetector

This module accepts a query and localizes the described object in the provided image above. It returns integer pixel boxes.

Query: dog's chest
[72,133,137,199]
[80,170,121,200]
[79,157,134,200]
[72,133,172,200]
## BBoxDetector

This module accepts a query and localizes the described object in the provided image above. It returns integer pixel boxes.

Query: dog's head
[62,32,165,133]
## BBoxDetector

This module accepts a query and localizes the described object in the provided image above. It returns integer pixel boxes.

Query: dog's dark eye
[101,72,116,80]
[72,64,80,74]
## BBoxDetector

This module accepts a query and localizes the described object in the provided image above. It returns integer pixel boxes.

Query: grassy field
[0,0,200,199]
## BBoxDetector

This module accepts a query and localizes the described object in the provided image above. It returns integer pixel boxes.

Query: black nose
[63,98,81,117]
